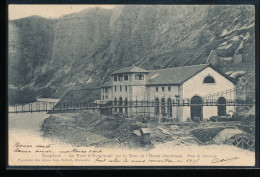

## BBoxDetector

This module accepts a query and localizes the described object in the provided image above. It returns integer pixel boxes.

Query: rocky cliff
[8,5,255,98]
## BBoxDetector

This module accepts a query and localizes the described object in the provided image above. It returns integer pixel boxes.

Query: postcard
[8,4,256,167]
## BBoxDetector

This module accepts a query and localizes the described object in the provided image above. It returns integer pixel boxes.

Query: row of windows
[114,85,128,92]
[114,75,215,84]
[154,98,173,117]
[135,75,144,80]
[114,75,128,81]
[156,86,171,92]
[114,74,144,81]
[102,95,108,100]
[114,97,128,113]
[113,75,215,83]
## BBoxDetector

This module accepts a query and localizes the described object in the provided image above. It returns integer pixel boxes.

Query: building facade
[101,64,236,122]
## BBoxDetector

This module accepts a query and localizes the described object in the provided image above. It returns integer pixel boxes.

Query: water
[9,112,50,143]
[8,112,78,166]
[8,112,72,147]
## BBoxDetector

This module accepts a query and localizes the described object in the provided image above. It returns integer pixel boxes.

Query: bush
[191,127,225,143]
[8,88,37,105]
[232,112,246,121]
[209,116,234,122]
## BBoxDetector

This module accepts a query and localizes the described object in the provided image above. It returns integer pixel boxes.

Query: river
[8,112,74,149]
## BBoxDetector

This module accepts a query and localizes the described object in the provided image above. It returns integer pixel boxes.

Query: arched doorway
[218,97,226,116]
[114,98,117,112]
[191,96,203,121]
[119,97,123,113]
[167,98,172,117]
[124,98,128,114]
[154,98,159,115]
[161,98,166,116]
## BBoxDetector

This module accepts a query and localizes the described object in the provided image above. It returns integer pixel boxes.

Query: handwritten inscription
[211,157,240,164]
[11,141,243,166]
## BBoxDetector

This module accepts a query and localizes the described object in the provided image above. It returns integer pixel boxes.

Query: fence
[8,98,254,114]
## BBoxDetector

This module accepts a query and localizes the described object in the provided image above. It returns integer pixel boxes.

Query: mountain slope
[8,5,255,98]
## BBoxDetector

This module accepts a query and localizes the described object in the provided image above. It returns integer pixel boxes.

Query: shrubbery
[191,127,225,143]
[8,88,37,105]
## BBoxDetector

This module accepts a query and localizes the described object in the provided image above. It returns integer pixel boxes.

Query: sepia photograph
[8,4,256,167]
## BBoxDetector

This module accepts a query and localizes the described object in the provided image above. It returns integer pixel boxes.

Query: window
[203,76,215,83]
[218,97,226,116]
[114,98,117,112]
[135,74,144,80]
[125,98,128,113]
[120,85,122,92]
[167,98,172,117]
[114,76,117,81]
[105,95,108,99]
[119,97,123,113]
[168,87,171,91]
[105,88,108,93]
[156,87,158,92]
[154,98,159,115]
[119,75,123,81]
[161,98,166,115]
[125,85,127,91]
[162,87,165,91]
[102,95,104,100]
[115,86,117,92]
[124,75,128,81]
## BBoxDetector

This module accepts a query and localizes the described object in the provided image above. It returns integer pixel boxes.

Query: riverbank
[8,111,255,166]
[41,111,143,148]
[40,110,255,151]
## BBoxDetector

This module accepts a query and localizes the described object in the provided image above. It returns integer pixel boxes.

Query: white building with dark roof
[101,64,236,122]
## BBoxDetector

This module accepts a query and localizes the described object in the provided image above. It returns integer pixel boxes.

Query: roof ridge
[112,65,149,74]
[148,63,209,72]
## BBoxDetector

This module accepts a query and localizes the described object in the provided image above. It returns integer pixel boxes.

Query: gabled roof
[146,64,210,85]
[101,80,113,87]
[111,66,149,75]
[108,64,235,86]
[209,64,236,84]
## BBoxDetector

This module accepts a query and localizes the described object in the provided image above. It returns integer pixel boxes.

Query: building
[101,64,236,122]
[52,88,101,112]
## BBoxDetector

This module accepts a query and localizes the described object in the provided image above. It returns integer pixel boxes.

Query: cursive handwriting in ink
[211,157,240,164]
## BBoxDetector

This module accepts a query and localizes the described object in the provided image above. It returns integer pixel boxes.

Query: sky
[8,5,116,20]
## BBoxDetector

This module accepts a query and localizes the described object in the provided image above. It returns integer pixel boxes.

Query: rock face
[8,5,255,98]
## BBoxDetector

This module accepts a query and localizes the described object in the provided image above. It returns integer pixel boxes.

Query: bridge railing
[8,98,255,114]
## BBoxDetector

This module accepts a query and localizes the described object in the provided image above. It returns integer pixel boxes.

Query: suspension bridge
[8,87,254,114]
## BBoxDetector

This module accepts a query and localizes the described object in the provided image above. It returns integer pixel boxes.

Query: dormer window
[114,76,117,81]
[203,76,215,84]
[119,75,123,81]
[135,74,144,80]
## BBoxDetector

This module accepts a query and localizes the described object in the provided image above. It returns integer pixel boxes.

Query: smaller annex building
[101,64,236,122]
